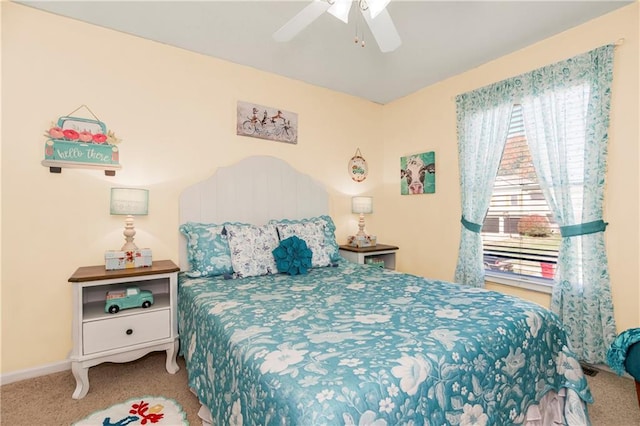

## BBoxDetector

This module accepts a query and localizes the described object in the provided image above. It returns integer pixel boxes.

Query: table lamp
[110,187,148,251]
[352,196,373,238]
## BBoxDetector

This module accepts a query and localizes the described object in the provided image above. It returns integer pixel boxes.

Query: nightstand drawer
[83,309,170,355]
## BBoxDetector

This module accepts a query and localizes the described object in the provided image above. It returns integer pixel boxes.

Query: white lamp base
[121,215,139,251]
[355,213,368,238]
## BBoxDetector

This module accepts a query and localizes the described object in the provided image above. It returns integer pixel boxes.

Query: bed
[178,156,593,425]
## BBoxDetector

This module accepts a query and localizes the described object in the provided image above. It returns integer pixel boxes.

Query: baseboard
[0,359,71,385]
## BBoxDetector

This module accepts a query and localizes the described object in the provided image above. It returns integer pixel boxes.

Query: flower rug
[73,396,188,425]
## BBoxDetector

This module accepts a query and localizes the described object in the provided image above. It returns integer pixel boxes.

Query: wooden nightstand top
[69,260,180,283]
[338,244,399,253]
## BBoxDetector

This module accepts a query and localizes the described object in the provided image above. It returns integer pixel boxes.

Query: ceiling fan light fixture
[367,0,391,19]
[327,0,353,23]
[273,0,401,53]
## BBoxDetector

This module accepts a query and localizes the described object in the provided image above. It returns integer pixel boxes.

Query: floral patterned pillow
[270,215,340,263]
[179,222,233,278]
[276,221,331,267]
[226,223,280,278]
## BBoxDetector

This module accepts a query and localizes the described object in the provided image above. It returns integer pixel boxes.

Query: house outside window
[482,104,560,292]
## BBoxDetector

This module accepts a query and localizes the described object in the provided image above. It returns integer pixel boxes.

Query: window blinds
[482,104,561,279]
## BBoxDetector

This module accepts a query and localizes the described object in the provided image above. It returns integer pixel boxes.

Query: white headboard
[179,156,329,270]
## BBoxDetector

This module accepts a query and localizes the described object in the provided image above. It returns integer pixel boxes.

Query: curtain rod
[450,41,625,101]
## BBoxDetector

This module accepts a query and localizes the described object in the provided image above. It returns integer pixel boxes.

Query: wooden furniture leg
[71,362,89,400]
[165,340,180,374]
[635,380,640,408]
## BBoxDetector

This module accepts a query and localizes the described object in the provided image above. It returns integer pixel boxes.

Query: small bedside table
[339,244,399,270]
[68,259,180,399]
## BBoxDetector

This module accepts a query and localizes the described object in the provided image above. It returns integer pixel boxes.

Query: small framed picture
[236,101,298,144]
[400,151,435,194]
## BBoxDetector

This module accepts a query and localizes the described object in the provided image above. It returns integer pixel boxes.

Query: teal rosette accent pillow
[272,236,312,276]
[606,328,640,378]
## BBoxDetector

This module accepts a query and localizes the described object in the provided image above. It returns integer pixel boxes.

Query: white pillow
[276,221,331,267]
[225,223,280,278]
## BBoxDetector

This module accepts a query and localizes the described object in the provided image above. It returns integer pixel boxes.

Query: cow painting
[400,152,435,195]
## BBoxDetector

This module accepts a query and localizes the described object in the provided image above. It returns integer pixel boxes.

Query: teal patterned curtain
[454,90,513,287]
[520,45,616,363]
[455,45,616,362]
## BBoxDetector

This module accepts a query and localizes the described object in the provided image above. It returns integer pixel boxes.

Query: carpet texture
[73,396,188,425]
[1,353,202,425]
[1,352,638,425]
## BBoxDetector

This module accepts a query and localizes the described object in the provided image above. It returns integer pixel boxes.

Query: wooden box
[105,249,153,270]
[347,235,377,248]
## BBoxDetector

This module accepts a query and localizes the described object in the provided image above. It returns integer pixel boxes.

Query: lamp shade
[110,188,149,216]
[352,196,373,214]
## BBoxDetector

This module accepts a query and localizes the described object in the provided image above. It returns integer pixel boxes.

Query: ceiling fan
[273,0,401,53]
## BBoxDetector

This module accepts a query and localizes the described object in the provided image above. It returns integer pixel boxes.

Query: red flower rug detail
[73,396,188,425]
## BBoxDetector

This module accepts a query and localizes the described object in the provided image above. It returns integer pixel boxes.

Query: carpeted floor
[0,353,201,425]
[1,351,638,425]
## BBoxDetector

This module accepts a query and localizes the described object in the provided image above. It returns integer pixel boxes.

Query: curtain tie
[461,215,482,233]
[560,219,608,237]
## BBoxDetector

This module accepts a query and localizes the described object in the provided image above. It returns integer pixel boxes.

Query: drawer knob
[126,329,133,335]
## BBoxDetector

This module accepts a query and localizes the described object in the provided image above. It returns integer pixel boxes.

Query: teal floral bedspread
[178,261,592,425]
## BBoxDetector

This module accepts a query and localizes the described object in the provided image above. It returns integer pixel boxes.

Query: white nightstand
[68,260,180,399]
[339,244,399,270]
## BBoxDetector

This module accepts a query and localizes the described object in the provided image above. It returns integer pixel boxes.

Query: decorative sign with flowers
[42,105,122,176]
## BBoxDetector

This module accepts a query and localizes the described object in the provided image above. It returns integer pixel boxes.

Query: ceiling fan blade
[362,8,401,53]
[367,0,391,19]
[327,0,353,24]
[273,0,331,42]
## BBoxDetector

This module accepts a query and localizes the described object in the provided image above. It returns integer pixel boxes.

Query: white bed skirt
[524,388,567,425]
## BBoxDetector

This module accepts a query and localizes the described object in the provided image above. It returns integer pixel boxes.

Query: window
[482,104,560,289]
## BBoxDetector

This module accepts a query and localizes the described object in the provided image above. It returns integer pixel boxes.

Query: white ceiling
[19,0,632,104]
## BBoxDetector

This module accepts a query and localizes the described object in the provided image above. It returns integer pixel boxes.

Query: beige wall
[1,3,383,373]
[1,2,638,375]
[378,3,639,330]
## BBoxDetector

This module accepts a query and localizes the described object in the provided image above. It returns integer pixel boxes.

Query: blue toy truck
[105,286,154,314]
